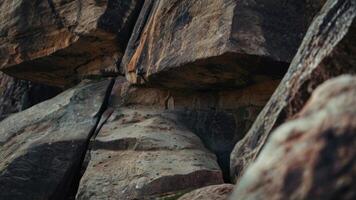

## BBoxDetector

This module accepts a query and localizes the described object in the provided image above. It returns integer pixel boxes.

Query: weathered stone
[0,72,61,121]
[0,0,143,87]
[106,78,278,181]
[230,0,356,182]
[178,184,234,200]
[76,107,223,200]
[0,79,112,200]
[230,75,356,200]
[121,0,324,89]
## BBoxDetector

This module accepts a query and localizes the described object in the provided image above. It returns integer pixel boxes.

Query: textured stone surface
[0,72,62,121]
[230,75,356,200]
[178,184,234,200]
[106,78,278,181]
[231,0,356,182]
[122,0,323,89]
[0,0,143,87]
[76,107,223,200]
[0,79,112,200]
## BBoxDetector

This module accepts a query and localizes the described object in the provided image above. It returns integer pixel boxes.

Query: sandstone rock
[230,75,356,200]
[0,0,143,87]
[0,72,61,121]
[121,0,324,89]
[230,0,356,182]
[0,79,112,200]
[106,78,278,181]
[178,184,234,200]
[76,107,224,200]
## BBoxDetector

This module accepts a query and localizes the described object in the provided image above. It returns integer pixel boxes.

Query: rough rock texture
[0,79,112,200]
[106,78,278,182]
[230,75,356,200]
[76,107,223,200]
[230,0,356,182]
[178,184,234,200]
[121,0,324,89]
[0,0,143,87]
[0,72,62,121]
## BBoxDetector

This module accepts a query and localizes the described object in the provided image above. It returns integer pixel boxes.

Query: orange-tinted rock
[230,0,356,182]
[121,0,324,89]
[0,0,143,87]
[230,75,356,200]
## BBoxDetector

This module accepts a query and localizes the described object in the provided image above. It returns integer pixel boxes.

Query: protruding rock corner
[0,0,355,199]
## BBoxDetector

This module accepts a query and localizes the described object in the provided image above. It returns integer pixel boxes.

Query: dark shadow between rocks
[175,108,262,183]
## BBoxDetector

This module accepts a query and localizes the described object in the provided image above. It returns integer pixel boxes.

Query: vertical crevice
[66,78,115,200]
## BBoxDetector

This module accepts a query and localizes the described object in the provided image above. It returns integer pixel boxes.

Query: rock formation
[0,0,354,199]
[0,0,143,87]
[0,72,61,120]
[76,107,223,199]
[230,75,356,200]
[0,79,112,200]
[122,0,323,89]
[231,0,356,182]
[178,184,234,200]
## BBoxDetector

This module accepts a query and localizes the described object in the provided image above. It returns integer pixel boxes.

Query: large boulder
[0,79,113,200]
[121,0,324,89]
[106,78,278,182]
[230,0,356,182]
[76,107,223,200]
[0,0,143,87]
[0,72,61,121]
[230,75,356,200]
[178,184,234,200]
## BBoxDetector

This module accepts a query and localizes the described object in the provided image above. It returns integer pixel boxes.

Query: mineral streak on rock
[122,0,324,89]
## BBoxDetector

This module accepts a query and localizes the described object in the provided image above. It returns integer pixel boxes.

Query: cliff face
[0,0,355,199]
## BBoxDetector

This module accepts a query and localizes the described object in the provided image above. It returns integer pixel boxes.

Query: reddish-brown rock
[0,0,143,87]
[178,184,234,200]
[230,75,356,200]
[121,0,324,89]
[230,0,356,182]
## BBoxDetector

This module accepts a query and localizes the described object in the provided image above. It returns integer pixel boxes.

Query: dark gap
[66,79,115,200]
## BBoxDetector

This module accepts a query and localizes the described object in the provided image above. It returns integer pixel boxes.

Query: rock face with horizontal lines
[0,0,143,87]
[230,0,356,182]
[76,106,223,200]
[121,0,323,89]
[230,75,356,200]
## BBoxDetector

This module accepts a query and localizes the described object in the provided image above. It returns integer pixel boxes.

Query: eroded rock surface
[122,0,324,89]
[178,184,234,200]
[105,78,278,182]
[230,75,356,200]
[0,72,62,121]
[76,107,223,200]
[0,79,112,200]
[0,0,143,87]
[231,0,356,182]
